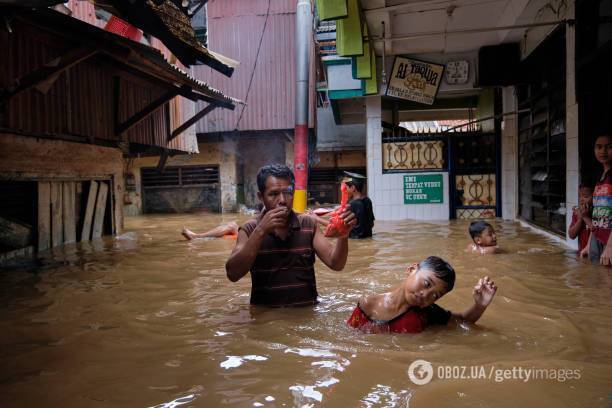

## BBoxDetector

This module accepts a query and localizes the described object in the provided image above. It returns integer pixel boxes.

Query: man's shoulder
[297,213,317,229]
[240,218,259,235]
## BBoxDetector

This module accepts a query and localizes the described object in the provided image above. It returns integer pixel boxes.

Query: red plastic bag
[324,183,350,237]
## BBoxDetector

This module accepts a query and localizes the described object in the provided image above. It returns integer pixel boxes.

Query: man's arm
[312,208,356,271]
[225,228,265,282]
[225,207,288,281]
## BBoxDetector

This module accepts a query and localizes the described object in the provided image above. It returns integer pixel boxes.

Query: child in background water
[347,256,497,334]
[590,134,612,265]
[467,220,499,254]
[568,184,593,257]
[181,222,239,240]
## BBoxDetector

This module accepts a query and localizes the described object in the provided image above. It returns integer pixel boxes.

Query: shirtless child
[181,222,239,240]
[467,221,499,254]
[347,256,497,333]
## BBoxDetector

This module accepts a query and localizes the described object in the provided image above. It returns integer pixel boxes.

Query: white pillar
[366,96,383,220]
[566,0,579,249]
[501,86,518,220]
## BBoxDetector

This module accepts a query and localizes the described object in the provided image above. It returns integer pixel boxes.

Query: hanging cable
[234,0,271,131]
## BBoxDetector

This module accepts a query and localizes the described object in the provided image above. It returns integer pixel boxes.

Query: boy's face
[475,226,497,247]
[594,135,612,165]
[579,187,593,207]
[404,265,449,308]
[345,183,356,198]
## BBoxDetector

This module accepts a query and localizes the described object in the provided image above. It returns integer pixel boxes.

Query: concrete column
[501,86,518,220]
[219,137,238,212]
[366,96,383,219]
[566,0,579,249]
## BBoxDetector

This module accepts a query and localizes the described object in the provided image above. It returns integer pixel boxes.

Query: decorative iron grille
[382,139,445,172]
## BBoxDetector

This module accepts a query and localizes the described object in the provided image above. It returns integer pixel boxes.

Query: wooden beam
[115,89,179,136]
[92,182,109,239]
[177,87,235,110]
[38,182,51,251]
[157,150,169,174]
[168,104,216,142]
[81,180,98,242]
[1,46,98,101]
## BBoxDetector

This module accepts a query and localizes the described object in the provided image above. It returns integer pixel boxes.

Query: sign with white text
[404,174,443,204]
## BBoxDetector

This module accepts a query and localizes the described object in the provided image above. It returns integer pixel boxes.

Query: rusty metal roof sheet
[0,0,239,76]
[10,7,242,109]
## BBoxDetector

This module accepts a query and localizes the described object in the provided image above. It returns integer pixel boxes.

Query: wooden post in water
[81,180,99,242]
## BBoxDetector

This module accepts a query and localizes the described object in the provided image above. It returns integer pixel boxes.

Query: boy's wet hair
[257,164,295,193]
[578,183,593,192]
[419,256,455,291]
[469,220,493,240]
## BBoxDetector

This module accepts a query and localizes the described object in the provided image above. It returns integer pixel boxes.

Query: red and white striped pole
[293,0,312,213]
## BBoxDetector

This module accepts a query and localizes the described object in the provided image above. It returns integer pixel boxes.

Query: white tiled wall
[366,96,450,221]
[565,5,579,250]
[501,87,518,220]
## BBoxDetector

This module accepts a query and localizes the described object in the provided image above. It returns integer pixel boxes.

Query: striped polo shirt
[240,211,318,307]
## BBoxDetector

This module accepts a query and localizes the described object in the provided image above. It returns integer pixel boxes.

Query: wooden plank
[38,182,51,251]
[50,181,63,247]
[62,182,76,244]
[80,180,99,242]
[115,89,179,136]
[108,180,115,235]
[92,182,109,239]
[168,104,216,142]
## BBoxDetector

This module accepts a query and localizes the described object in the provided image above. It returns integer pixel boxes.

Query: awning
[0,0,238,77]
[9,7,242,109]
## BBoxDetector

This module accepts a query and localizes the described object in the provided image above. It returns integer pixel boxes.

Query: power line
[234,0,271,131]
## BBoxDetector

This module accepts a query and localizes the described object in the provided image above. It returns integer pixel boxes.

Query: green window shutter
[335,0,363,57]
[316,0,348,21]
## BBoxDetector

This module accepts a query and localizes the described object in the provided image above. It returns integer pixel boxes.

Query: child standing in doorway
[590,134,612,265]
[568,184,593,257]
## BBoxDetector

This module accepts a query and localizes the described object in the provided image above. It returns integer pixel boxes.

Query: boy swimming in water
[467,220,499,254]
[347,256,497,333]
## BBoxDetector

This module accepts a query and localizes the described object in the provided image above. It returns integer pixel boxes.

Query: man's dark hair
[346,179,365,193]
[257,164,295,193]
[419,256,455,292]
[469,220,493,240]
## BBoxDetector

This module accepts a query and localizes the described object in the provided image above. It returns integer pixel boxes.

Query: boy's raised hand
[473,276,497,308]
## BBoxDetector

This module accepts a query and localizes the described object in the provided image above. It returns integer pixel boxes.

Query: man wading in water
[225,164,356,307]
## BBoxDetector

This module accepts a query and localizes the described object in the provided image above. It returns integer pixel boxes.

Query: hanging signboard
[385,57,444,105]
[404,174,443,204]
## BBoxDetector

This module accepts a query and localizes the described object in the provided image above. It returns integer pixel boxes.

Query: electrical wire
[234,0,271,131]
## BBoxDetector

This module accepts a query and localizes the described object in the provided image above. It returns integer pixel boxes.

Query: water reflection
[0,214,611,407]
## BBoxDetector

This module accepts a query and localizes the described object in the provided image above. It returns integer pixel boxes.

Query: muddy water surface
[1,214,612,407]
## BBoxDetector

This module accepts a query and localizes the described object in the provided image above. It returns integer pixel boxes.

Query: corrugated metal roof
[192,0,314,133]
[1,12,215,153]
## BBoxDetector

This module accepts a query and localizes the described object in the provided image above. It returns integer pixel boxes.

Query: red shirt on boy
[569,208,591,252]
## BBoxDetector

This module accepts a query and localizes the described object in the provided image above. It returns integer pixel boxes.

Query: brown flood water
[1,214,612,407]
